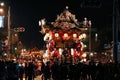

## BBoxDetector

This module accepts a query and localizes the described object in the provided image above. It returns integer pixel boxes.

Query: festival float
[39,6,92,63]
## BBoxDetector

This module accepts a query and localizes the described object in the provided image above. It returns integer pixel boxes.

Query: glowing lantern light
[63,33,69,40]
[59,48,63,55]
[79,35,82,40]
[82,53,87,58]
[83,58,87,62]
[71,48,74,55]
[79,33,86,40]
[55,33,59,37]
[0,8,3,13]
[90,53,93,57]
[64,33,68,38]
[82,33,86,38]
[73,33,77,38]
[46,33,49,37]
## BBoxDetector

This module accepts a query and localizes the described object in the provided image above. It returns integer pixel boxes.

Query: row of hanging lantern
[44,32,87,41]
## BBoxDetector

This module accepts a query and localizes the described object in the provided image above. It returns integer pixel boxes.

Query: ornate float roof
[51,6,81,30]
[40,6,89,34]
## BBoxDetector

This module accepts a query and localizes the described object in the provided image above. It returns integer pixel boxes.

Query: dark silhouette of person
[27,62,35,80]
[62,48,69,57]
[43,61,51,80]
[51,61,59,80]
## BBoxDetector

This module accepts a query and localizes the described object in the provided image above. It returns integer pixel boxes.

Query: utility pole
[7,6,10,54]
[113,0,119,63]
[89,20,92,52]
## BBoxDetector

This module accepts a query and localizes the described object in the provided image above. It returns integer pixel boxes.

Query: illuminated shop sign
[0,16,4,28]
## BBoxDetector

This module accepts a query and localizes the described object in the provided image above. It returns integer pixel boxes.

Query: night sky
[6,0,119,49]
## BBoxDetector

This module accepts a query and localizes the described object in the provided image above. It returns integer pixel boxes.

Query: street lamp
[0,2,4,6]
[7,6,11,54]
[88,20,92,52]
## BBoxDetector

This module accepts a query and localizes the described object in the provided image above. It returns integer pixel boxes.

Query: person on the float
[49,39,55,52]
[80,42,84,55]
[76,40,84,55]
[44,32,52,52]
[83,17,89,27]
[73,48,80,63]
[76,40,82,52]
[73,49,78,57]
[62,48,69,57]
[43,49,50,65]
[52,48,60,57]
[44,33,52,42]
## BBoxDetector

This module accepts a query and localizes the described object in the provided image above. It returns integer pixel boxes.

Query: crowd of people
[0,56,120,80]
